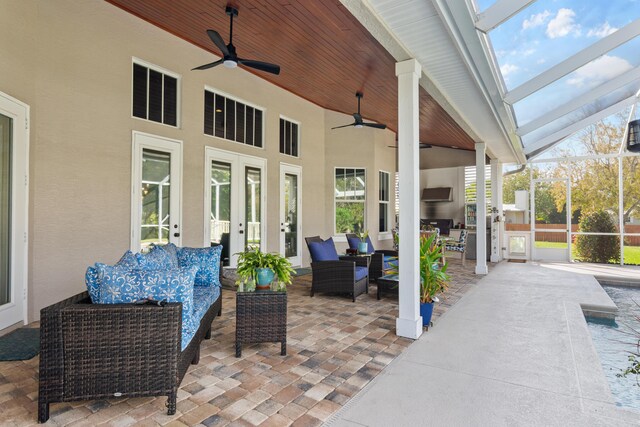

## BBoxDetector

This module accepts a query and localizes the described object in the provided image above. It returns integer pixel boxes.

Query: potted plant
[357,230,369,254]
[419,233,449,326]
[384,233,449,327]
[235,248,295,291]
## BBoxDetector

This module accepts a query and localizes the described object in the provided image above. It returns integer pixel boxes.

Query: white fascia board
[475,0,537,33]
[506,19,640,104]
[517,66,640,137]
[524,95,638,157]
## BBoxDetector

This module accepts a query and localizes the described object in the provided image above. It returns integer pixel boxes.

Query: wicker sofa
[38,244,223,423]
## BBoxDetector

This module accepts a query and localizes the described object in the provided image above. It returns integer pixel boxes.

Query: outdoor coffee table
[377,273,399,300]
[235,291,287,357]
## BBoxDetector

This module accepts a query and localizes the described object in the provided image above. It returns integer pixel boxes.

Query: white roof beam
[475,0,537,33]
[524,95,638,156]
[505,18,640,105]
[517,66,640,136]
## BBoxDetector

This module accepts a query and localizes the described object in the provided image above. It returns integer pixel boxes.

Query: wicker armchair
[38,291,222,423]
[304,236,368,302]
[345,233,399,282]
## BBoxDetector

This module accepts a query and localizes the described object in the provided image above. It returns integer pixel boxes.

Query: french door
[0,92,29,330]
[204,147,266,267]
[131,132,182,252]
[280,164,302,267]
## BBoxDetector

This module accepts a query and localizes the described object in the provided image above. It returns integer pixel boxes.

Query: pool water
[586,285,640,410]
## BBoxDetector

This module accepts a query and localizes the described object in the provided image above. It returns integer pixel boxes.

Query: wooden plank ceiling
[106,0,475,150]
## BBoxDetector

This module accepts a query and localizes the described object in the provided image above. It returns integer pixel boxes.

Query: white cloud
[546,8,581,38]
[566,55,632,87]
[500,63,520,77]
[522,49,536,57]
[587,22,618,38]
[522,10,551,30]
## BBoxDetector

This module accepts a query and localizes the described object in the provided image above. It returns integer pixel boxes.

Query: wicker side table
[235,291,287,357]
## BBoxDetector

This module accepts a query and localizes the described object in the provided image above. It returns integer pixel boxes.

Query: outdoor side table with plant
[234,248,295,357]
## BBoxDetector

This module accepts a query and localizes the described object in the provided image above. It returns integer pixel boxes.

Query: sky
[473,0,640,139]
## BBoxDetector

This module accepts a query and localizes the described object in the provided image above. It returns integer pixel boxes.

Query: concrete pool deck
[329,261,640,426]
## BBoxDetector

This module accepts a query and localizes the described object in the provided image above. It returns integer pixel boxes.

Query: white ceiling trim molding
[475,0,537,33]
[517,66,640,137]
[505,18,640,105]
[525,95,638,158]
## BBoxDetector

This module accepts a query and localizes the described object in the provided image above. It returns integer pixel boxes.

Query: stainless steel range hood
[421,187,453,202]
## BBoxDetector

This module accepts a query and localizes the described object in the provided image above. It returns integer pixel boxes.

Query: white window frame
[378,170,392,240]
[131,57,181,128]
[333,167,367,241]
[203,85,266,150]
[279,115,301,158]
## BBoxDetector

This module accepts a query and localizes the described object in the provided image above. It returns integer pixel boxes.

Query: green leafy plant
[575,210,620,263]
[384,233,449,303]
[357,229,369,242]
[235,248,296,291]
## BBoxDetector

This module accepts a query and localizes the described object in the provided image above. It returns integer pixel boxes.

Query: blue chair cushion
[308,238,339,261]
[184,285,221,350]
[95,264,198,349]
[85,250,141,303]
[446,244,465,252]
[136,245,175,270]
[383,256,398,270]
[354,266,368,281]
[177,245,222,287]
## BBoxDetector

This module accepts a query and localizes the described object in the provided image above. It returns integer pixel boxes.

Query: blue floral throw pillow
[85,250,141,303]
[177,245,222,288]
[152,243,179,268]
[136,245,174,270]
[95,264,198,330]
[116,250,140,269]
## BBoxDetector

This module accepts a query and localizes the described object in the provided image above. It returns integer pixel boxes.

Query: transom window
[379,171,390,232]
[204,89,264,148]
[335,168,366,234]
[279,117,299,157]
[132,59,179,127]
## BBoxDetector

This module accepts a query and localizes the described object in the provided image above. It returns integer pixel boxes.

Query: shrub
[575,210,620,263]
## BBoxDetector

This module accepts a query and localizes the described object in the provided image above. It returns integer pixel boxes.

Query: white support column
[395,58,422,340]
[475,143,489,275]
[490,159,503,263]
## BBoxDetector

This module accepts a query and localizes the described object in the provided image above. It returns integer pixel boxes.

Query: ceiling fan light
[355,124,363,129]
[223,59,237,69]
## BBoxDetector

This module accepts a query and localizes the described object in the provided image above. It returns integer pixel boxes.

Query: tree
[575,210,620,263]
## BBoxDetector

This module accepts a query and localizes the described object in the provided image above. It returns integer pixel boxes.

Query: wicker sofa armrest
[39,292,182,414]
[310,260,357,283]
[374,249,399,257]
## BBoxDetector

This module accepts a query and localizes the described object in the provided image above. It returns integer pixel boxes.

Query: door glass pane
[623,156,640,265]
[211,161,231,266]
[0,114,11,305]
[245,167,261,250]
[284,173,298,258]
[141,149,170,251]
[534,181,567,249]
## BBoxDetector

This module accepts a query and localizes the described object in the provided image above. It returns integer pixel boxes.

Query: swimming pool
[586,285,640,410]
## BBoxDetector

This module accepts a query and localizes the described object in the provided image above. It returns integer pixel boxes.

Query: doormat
[508,259,526,263]
[0,327,40,361]
[294,267,312,276]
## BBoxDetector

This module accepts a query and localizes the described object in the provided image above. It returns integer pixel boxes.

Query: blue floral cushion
[192,286,221,324]
[152,243,179,268]
[136,245,174,270]
[95,264,198,341]
[177,245,222,287]
[85,250,141,303]
[308,238,339,261]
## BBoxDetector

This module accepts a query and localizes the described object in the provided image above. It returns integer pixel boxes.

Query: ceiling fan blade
[238,58,281,75]
[206,30,230,56]
[362,122,387,129]
[331,123,355,130]
[191,59,224,71]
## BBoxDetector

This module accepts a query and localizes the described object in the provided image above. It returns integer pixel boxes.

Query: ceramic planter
[255,268,275,290]
[420,302,435,327]
[358,242,368,254]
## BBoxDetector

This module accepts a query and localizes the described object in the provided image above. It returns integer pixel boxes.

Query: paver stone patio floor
[0,261,482,426]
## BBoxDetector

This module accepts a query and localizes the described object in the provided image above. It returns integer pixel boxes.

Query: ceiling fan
[332,92,387,130]
[192,5,280,75]
[388,142,433,149]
